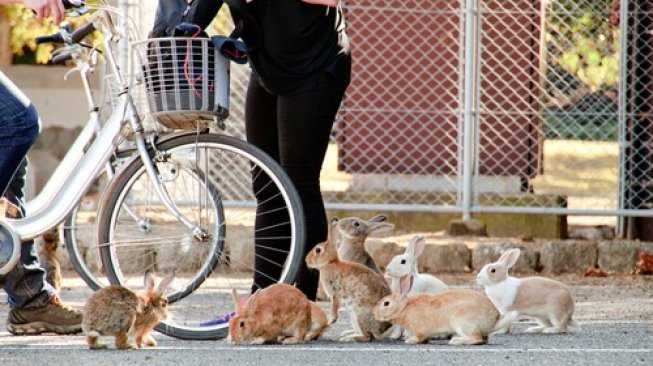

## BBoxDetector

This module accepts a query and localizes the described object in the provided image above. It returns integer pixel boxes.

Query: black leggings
[245,70,349,300]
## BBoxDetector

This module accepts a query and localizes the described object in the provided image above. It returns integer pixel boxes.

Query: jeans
[0,71,54,309]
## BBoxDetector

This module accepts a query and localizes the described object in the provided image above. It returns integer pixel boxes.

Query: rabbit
[228,284,316,345]
[386,235,448,294]
[334,214,394,275]
[305,219,392,342]
[385,235,449,339]
[374,276,500,345]
[82,271,174,349]
[476,248,578,334]
[38,230,62,291]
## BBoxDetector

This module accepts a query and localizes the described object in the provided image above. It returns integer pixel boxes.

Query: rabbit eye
[400,259,406,265]
[239,321,245,328]
[490,268,496,273]
[161,299,168,307]
[383,301,390,307]
[315,247,322,254]
[353,221,360,227]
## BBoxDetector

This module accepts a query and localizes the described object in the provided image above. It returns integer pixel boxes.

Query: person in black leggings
[240,0,350,300]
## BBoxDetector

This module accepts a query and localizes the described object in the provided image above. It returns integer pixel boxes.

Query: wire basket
[133,37,230,130]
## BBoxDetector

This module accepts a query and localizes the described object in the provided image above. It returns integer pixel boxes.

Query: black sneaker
[7,296,82,335]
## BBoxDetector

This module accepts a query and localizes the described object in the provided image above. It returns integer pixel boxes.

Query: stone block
[540,241,597,274]
[418,243,472,273]
[366,240,404,271]
[447,219,487,237]
[597,241,640,273]
[472,243,539,273]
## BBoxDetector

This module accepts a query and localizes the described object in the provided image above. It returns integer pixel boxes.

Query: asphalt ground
[1,275,651,366]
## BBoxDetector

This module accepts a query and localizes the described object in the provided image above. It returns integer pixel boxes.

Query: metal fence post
[462,0,477,220]
[616,0,629,238]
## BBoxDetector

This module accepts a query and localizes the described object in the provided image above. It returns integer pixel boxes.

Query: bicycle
[0,3,306,340]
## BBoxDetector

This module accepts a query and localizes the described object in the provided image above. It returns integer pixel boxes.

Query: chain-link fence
[130,0,653,228]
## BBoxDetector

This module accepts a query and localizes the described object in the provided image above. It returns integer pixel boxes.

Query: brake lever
[63,0,89,17]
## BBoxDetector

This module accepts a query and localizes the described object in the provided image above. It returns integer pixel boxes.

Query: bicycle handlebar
[52,52,74,65]
[63,0,85,9]
[71,22,96,43]
[35,33,64,45]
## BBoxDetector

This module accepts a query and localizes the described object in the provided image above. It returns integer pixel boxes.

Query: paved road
[0,321,651,366]
[1,277,651,366]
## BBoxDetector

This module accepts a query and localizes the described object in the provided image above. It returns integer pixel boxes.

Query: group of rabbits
[80,214,577,349]
[228,215,578,346]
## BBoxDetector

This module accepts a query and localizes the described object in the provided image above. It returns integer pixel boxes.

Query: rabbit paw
[525,326,546,333]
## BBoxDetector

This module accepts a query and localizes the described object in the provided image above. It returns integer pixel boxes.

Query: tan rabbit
[82,271,174,349]
[228,284,316,345]
[476,248,578,334]
[334,214,394,275]
[306,219,392,342]
[38,230,62,291]
[374,276,500,345]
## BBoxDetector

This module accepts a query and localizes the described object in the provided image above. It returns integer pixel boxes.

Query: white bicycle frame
[3,10,204,242]
[25,54,106,217]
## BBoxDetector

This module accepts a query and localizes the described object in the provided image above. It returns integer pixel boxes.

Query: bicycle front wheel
[96,133,305,340]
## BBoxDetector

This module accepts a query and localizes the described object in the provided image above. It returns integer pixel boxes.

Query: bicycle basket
[134,37,230,130]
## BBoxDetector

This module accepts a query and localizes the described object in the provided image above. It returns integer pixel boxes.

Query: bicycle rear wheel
[62,176,110,290]
[96,133,305,340]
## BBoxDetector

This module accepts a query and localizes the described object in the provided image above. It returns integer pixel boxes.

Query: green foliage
[547,0,618,91]
[544,0,619,141]
[5,3,97,64]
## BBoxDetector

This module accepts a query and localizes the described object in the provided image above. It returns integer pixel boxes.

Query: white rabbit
[385,235,448,339]
[476,248,578,334]
[386,235,448,294]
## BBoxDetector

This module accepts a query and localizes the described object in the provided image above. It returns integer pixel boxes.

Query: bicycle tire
[96,133,306,340]
[63,204,105,291]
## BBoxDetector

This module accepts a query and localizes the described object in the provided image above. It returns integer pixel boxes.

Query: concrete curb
[364,236,653,275]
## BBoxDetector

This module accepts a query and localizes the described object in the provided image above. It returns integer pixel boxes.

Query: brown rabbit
[38,230,62,291]
[334,214,394,275]
[82,271,174,349]
[228,284,315,345]
[374,276,500,345]
[306,219,392,342]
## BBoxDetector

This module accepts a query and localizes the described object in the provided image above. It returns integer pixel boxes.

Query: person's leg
[0,71,40,197]
[3,158,55,310]
[275,72,349,299]
[244,75,286,293]
[0,71,82,335]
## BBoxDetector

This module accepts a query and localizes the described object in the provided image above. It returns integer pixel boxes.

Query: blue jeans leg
[0,71,54,309]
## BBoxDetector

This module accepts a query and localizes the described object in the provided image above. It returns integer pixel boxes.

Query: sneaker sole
[7,321,82,335]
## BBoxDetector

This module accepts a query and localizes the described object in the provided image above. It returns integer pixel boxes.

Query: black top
[242,0,350,95]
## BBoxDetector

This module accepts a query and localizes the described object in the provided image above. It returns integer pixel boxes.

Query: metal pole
[456,0,466,210]
[118,0,130,71]
[616,0,629,238]
[462,0,477,220]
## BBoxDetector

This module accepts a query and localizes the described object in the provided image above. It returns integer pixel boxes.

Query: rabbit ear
[144,270,156,292]
[399,275,412,297]
[498,248,521,269]
[231,288,243,313]
[155,272,175,297]
[407,236,426,258]
[368,214,388,222]
[328,217,339,240]
[391,277,401,294]
[366,221,395,235]
[328,217,340,247]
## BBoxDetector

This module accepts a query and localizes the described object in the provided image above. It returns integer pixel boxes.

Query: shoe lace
[50,296,80,314]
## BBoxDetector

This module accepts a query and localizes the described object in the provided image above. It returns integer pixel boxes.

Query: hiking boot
[7,296,82,335]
